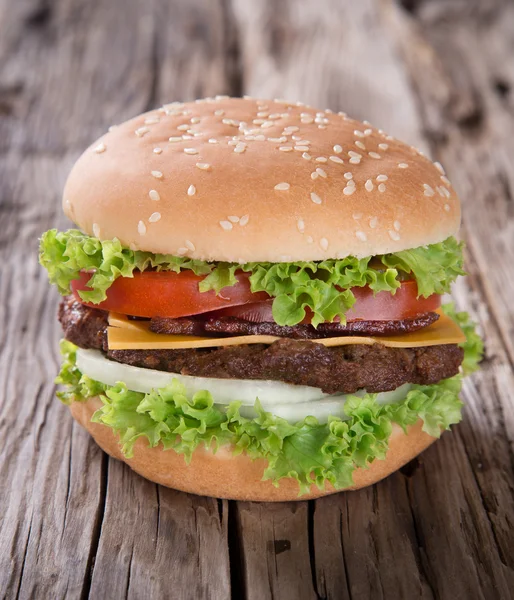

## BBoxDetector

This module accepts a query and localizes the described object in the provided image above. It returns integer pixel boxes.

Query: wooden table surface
[1,1,513,598]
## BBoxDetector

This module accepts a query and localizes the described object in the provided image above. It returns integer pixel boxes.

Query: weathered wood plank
[234,501,318,600]
[89,461,230,600]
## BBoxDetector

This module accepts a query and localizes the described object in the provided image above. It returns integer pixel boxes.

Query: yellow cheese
[107,310,466,350]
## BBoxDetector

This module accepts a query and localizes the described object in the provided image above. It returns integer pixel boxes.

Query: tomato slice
[208,280,440,322]
[345,280,440,320]
[72,271,440,322]
[71,270,270,318]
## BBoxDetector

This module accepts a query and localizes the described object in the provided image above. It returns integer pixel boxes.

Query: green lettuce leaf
[40,229,465,326]
[55,306,481,494]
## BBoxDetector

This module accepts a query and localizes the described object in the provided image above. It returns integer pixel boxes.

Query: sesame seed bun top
[63,97,461,262]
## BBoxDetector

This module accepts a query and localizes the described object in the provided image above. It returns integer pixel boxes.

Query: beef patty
[150,312,439,339]
[59,296,463,394]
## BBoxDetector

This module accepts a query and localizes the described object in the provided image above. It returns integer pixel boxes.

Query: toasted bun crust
[63,97,460,262]
[70,397,436,501]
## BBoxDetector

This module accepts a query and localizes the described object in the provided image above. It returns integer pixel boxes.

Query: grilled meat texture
[150,312,439,338]
[59,297,463,394]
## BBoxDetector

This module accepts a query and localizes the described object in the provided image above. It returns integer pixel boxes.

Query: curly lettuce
[55,307,481,493]
[40,229,464,327]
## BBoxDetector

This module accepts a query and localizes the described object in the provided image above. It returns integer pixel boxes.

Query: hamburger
[39,97,482,501]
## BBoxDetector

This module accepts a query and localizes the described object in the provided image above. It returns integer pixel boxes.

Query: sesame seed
[365,179,374,192]
[214,109,225,116]
[444,204,451,212]
[239,214,250,226]
[344,172,353,180]
[268,136,287,143]
[208,138,219,144]
[187,185,196,196]
[354,130,364,137]
[355,141,366,150]
[353,212,363,220]
[378,143,389,151]
[329,156,344,164]
[320,238,329,251]
[196,163,211,170]
[145,116,160,125]
[349,157,361,164]
[279,146,293,152]
[333,145,343,154]
[378,183,386,193]
[394,220,401,231]
[149,212,161,223]
[153,147,163,154]
[190,117,200,124]
[441,175,451,185]
[348,151,361,158]
[168,136,182,142]
[301,116,314,124]
[294,145,310,151]
[343,186,355,196]
[284,126,299,133]
[297,219,305,233]
[369,152,381,159]
[398,163,408,169]
[423,184,435,197]
[275,182,290,191]
[93,143,106,153]
[306,235,314,244]
[302,152,311,160]
[177,247,188,255]
[234,144,246,153]
[356,230,367,241]
[310,192,322,204]
[220,220,233,230]
[177,124,190,131]
[364,128,373,136]
[228,216,240,223]
[261,121,274,129]
[149,190,160,201]
[151,170,163,179]
[389,230,401,241]
[311,172,319,180]
[315,157,328,163]
[434,161,445,175]
[182,135,193,140]
[253,119,264,125]
[441,186,451,198]
[184,148,198,155]
[376,174,388,182]
[135,126,150,137]
[257,111,269,118]
[369,217,378,228]
[185,240,196,251]
[316,168,327,178]
[138,221,147,235]
[92,223,100,237]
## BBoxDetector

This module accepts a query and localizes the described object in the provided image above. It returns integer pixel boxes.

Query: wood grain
[1,0,513,598]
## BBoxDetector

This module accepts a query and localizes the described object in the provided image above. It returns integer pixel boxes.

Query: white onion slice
[76,349,411,423]
[76,349,333,405]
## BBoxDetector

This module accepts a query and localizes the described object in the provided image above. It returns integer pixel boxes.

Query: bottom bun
[70,397,436,501]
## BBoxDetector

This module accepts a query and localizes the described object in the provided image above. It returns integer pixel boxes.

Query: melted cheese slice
[107,310,466,350]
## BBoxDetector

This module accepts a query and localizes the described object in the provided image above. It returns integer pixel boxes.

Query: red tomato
[71,270,270,318]
[73,271,440,322]
[210,280,440,322]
